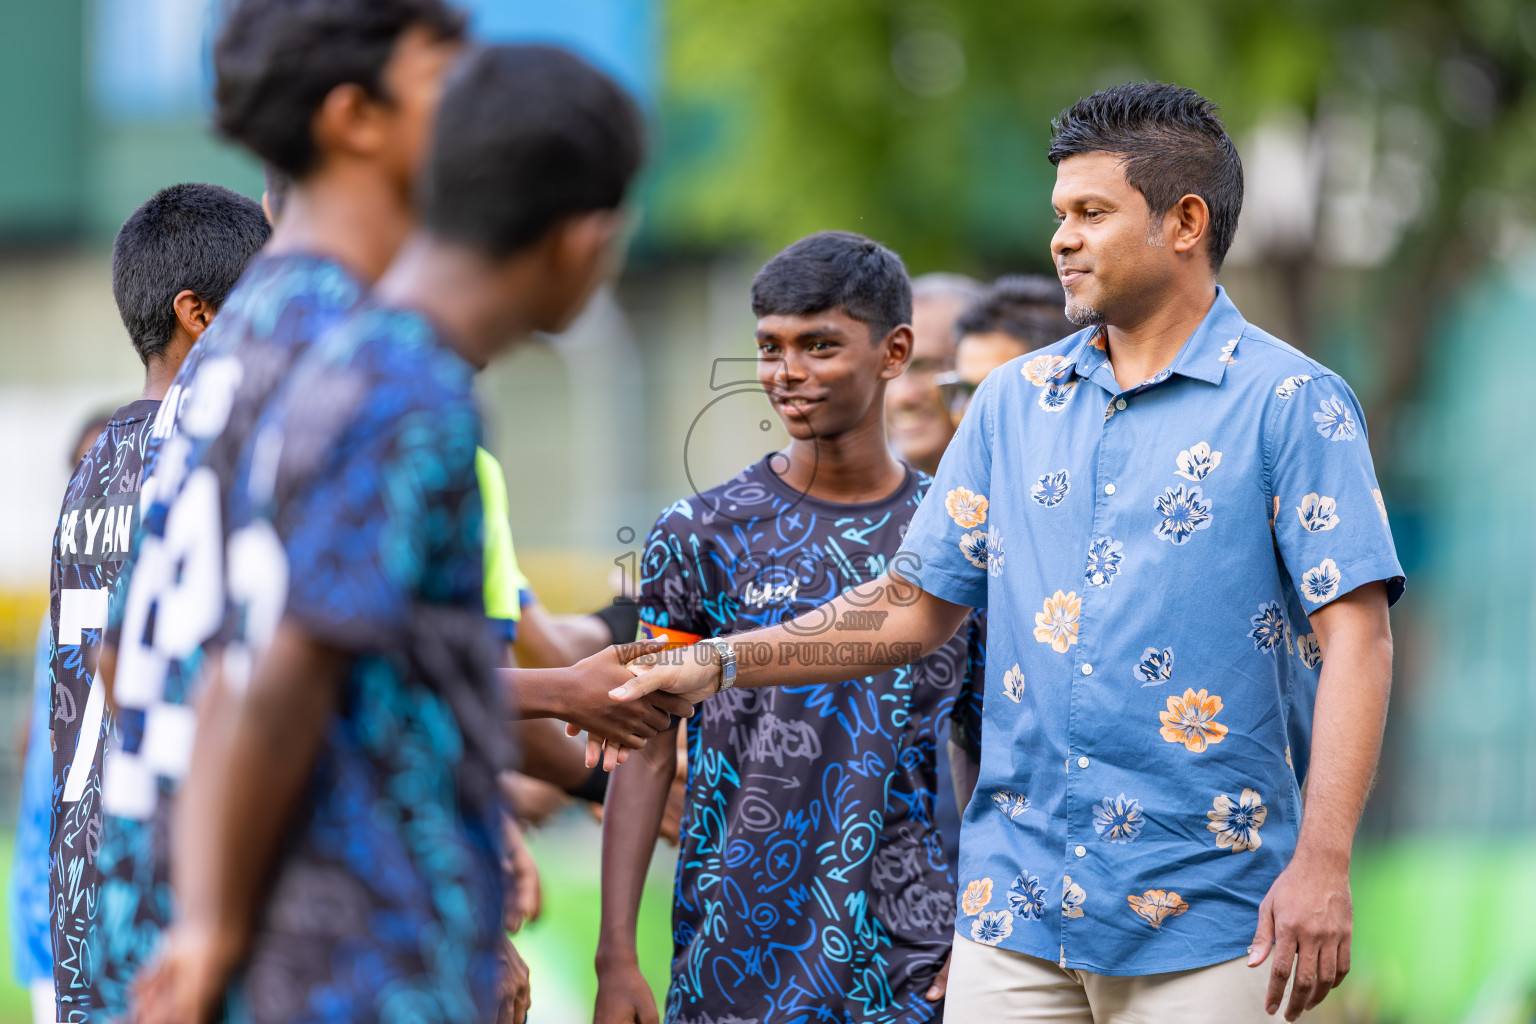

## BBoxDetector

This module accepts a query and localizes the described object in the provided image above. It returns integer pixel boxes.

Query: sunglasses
[934,371,979,417]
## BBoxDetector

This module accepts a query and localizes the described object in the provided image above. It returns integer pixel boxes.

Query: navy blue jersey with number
[637,457,980,1024]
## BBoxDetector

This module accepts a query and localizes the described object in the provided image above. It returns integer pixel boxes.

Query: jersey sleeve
[895,374,997,609]
[636,503,706,644]
[278,395,483,650]
[476,447,523,641]
[1264,374,1405,613]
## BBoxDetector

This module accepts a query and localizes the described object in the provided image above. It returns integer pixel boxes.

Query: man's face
[756,309,905,444]
[376,25,464,197]
[885,293,963,470]
[1050,151,1175,329]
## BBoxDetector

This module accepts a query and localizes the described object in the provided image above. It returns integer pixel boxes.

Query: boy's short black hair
[750,231,912,342]
[1048,83,1244,271]
[955,274,1074,351]
[422,44,644,258]
[111,183,271,365]
[214,0,467,177]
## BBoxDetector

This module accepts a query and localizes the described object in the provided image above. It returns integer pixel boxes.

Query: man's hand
[925,950,952,1002]
[1248,850,1353,1021]
[128,923,242,1024]
[609,639,721,706]
[592,958,659,1024]
[498,939,531,1024]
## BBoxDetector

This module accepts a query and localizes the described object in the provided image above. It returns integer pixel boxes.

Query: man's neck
[265,165,415,285]
[375,237,537,369]
[1103,280,1219,391]
[773,410,908,505]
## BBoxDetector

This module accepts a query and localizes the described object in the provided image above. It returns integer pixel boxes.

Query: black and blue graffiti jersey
[638,458,979,1024]
[47,399,160,1020]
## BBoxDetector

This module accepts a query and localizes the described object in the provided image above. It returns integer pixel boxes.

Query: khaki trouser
[943,932,1305,1023]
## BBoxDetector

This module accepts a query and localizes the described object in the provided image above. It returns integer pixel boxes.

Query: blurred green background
[1,0,1534,1021]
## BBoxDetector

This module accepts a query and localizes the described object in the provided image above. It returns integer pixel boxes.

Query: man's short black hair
[213,0,467,177]
[1048,83,1244,271]
[422,44,644,258]
[956,274,1074,351]
[750,231,912,342]
[111,183,271,365]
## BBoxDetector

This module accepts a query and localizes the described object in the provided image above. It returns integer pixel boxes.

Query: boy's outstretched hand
[520,640,694,771]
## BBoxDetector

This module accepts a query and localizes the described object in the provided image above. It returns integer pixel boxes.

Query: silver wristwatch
[699,636,737,693]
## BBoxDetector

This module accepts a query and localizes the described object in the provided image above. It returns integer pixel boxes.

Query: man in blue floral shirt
[615,83,1401,1024]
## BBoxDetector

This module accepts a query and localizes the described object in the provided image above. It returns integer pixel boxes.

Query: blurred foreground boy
[136,45,646,1024]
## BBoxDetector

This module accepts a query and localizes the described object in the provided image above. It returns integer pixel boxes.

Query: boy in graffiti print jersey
[45,184,268,1022]
[597,232,980,1024]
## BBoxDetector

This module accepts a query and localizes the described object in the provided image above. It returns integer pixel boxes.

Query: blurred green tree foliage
[645,0,1536,417]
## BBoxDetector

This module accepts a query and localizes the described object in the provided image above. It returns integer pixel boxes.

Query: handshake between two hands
[560,636,723,771]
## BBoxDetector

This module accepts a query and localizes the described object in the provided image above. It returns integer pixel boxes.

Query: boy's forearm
[596,727,676,966]
[501,666,573,719]
[176,622,342,958]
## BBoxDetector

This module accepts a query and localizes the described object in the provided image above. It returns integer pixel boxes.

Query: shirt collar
[1065,286,1247,391]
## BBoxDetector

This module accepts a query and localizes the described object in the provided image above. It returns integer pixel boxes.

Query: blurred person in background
[44,184,270,1023]
[943,273,1074,419]
[941,274,1073,843]
[133,44,654,1024]
[597,231,981,1024]
[612,83,1403,1024]
[885,272,982,476]
[10,414,109,1024]
[94,0,470,1014]
[885,272,983,884]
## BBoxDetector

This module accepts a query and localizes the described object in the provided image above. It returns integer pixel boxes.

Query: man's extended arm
[611,569,971,706]
[592,724,678,1024]
[1248,580,1392,1022]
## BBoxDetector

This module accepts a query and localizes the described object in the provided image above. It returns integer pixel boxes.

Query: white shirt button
[1077,756,1090,769]
[1115,398,1127,411]
[1103,483,1116,495]
[1074,845,1087,858]
[1081,663,1093,676]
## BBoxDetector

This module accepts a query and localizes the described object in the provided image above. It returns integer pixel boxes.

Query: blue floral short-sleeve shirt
[898,287,1403,976]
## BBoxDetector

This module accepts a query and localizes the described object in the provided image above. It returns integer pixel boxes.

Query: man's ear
[172,289,215,342]
[1169,193,1211,260]
[879,324,915,380]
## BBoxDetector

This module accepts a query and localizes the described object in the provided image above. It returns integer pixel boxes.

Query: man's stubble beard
[1064,300,1104,327]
